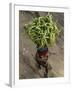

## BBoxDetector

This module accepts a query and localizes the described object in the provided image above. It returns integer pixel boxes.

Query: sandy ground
[19,11,64,79]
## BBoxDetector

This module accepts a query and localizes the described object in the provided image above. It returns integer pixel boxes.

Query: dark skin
[31,49,54,77]
[35,49,54,77]
[36,51,48,77]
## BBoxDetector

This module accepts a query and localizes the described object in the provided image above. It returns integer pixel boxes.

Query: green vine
[24,13,60,48]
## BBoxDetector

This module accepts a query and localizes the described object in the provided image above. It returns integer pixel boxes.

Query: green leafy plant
[24,13,60,49]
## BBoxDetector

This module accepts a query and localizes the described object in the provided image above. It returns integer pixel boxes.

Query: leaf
[24,14,60,48]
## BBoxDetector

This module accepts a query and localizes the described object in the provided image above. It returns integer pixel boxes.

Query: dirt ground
[19,11,64,79]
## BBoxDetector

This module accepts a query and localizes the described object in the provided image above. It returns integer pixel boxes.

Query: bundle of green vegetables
[24,13,60,48]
